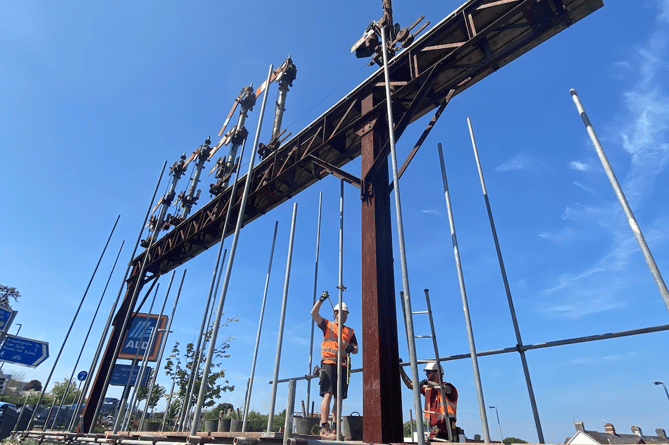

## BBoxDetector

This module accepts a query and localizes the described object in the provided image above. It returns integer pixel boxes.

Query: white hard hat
[333,302,349,313]
[424,362,443,373]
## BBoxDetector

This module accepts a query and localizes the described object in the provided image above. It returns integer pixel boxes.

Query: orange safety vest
[321,320,354,366]
[422,383,457,428]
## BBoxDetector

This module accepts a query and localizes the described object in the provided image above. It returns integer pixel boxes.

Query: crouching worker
[400,361,458,441]
[311,291,358,439]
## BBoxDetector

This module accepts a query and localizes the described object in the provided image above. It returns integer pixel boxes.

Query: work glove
[319,291,329,302]
[345,344,354,354]
[419,379,429,387]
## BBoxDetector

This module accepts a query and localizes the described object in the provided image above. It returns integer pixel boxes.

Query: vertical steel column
[283,379,297,445]
[437,143,490,442]
[335,179,344,441]
[83,161,167,433]
[306,192,323,415]
[468,117,545,443]
[242,221,279,432]
[190,64,275,437]
[570,89,669,313]
[359,97,403,443]
[268,203,298,432]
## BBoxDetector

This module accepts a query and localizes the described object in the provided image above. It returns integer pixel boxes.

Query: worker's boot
[320,423,336,439]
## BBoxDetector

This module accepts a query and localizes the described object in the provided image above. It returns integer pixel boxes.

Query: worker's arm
[311,291,329,325]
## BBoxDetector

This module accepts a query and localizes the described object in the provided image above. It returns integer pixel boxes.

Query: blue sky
[2,0,669,443]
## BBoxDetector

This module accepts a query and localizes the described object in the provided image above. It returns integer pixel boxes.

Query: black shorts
[319,363,348,399]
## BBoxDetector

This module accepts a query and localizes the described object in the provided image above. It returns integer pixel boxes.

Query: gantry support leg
[360,92,404,444]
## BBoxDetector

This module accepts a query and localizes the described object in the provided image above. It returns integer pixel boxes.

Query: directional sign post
[0,307,16,332]
[0,334,49,368]
[78,370,88,381]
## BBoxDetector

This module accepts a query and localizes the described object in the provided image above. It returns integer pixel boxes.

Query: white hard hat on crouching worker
[333,302,349,313]
[424,361,443,373]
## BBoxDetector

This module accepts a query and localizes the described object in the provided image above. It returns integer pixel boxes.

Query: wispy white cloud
[568,352,634,365]
[496,154,546,172]
[572,181,597,196]
[422,208,441,216]
[569,161,592,172]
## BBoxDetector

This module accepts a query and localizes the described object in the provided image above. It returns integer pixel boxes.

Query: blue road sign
[109,364,152,386]
[118,313,167,361]
[77,371,88,381]
[0,334,49,368]
[0,307,15,331]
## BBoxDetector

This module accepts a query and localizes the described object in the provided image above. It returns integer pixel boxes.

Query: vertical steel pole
[437,142,490,442]
[380,25,425,445]
[242,221,279,432]
[31,214,119,431]
[468,117,545,443]
[142,269,185,431]
[84,160,167,433]
[306,192,323,417]
[190,64,274,437]
[268,203,298,432]
[335,179,344,441]
[67,239,126,432]
[399,290,425,445]
[570,89,669,313]
[283,379,296,445]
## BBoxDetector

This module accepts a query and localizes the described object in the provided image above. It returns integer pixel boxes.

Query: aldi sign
[118,313,167,361]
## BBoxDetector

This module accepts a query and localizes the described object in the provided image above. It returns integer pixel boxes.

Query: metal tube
[120,284,160,432]
[570,89,669,313]
[437,142,490,442]
[190,63,275,437]
[31,215,120,431]
[399,290,425,445]
[335,179,344,441]
[242,221,279,432]
[306,192,323,418]
[268,202,299,432]
[284,379,296,445]
[138,271,177,430]
[380,25,425,445]
[467,117,545,443]
[67,239,126,432]
[88,160,168,434]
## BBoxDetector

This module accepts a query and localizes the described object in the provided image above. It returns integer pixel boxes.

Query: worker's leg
[320,393,333,426]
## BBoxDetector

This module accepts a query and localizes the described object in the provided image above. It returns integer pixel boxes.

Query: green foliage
[403,420,419,437]
[0,284,21,309]
[137,370,166,409]
[50,379,81,405]
[163,322,237,412]
[503,437,528,444]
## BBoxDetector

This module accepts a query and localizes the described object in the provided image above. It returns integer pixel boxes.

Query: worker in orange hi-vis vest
[311,291,358,439]
[400,361,459,441]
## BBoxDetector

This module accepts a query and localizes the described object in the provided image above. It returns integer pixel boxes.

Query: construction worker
[311,291,358,439]
[400,361,458,441]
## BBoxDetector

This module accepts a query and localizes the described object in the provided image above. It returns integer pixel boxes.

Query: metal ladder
[405,288,454,442]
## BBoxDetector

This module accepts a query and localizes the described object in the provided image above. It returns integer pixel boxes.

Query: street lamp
[654,381,669,402]
[488,406,503,442]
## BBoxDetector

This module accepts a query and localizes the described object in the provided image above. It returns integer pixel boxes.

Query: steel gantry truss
[82,0,603,440]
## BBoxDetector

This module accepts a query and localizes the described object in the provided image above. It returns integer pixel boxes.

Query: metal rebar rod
[268,202,298,432]
[306,192,323,417]
[138,271,177,430]
[162,378,176,432]
[88,160,168,434]
[437,142,490,442]
[242,221,279,432]
[570,89,669,313]
[120,285,160,432]
[66,239,126,432]
[335,179,344,441]
[190,63,275,437]
[283,379,297,445]
[467,117,544,443]
[380,25,425,445]
[32,215,120,431]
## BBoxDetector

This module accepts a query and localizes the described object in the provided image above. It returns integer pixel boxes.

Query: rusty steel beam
[82,0,603,433]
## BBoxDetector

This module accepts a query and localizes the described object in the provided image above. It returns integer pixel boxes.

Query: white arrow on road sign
[0,334,49,368]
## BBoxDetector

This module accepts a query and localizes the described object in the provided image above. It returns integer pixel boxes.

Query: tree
[137,370,166,409]
[503,437,528,444]
[0,285,21,309]
[23,380,43,391]
[50,378,82,405]
[164,322,237,414]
